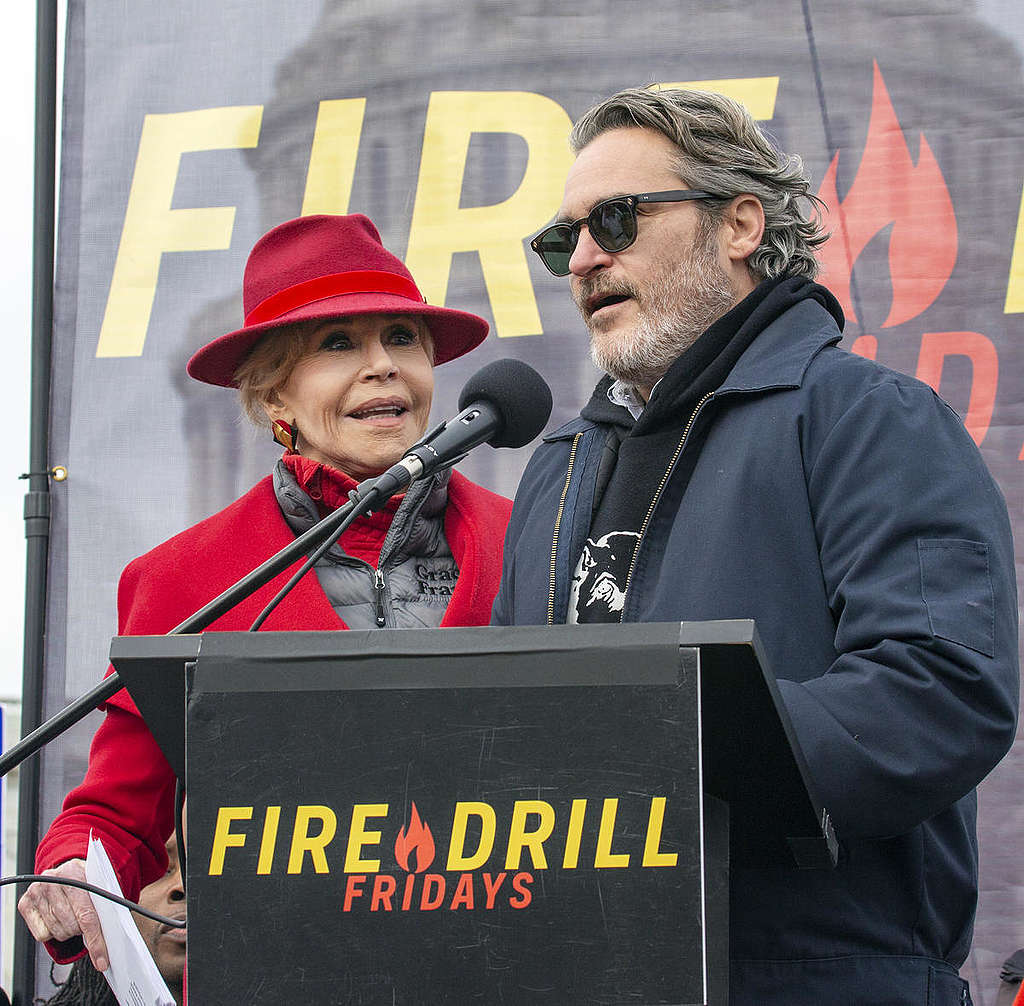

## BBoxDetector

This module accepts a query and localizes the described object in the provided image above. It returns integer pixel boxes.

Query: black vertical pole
[13,0,58,1002]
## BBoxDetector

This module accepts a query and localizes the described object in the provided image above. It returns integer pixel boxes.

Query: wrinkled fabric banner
[43,0,1023,998]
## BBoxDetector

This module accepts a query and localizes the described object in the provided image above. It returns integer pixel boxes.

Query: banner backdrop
[42,0,1022,997]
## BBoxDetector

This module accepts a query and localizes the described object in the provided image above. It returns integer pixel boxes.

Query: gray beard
[588,220,737,389]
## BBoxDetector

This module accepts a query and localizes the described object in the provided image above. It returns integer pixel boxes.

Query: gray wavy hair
[569,87,828,280]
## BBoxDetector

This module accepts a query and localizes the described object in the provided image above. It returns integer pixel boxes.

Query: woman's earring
[271,419,298,451]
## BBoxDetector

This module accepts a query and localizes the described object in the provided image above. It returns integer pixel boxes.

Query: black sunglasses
[530,189,715,277]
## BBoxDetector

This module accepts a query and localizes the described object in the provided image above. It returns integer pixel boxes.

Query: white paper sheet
[85,832,177,1006]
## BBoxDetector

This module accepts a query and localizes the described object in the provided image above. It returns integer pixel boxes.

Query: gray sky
[0,6,36,700]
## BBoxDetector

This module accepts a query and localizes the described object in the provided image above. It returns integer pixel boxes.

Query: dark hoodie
[572,275,843,623]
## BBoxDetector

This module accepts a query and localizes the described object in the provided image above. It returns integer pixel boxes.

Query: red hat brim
[186,290,489,387]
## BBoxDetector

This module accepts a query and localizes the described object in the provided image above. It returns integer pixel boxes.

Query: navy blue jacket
[493,297,1019,1005]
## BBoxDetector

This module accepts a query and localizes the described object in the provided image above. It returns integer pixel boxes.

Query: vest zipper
[620,391,715,614]
[374,567,387,627]
[548,433,583,625]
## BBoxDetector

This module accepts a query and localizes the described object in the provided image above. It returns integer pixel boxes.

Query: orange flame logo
[394,803,435,873]
[816,62,957,328]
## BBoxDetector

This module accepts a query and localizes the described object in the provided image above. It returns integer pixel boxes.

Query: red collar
[281,452,405,516]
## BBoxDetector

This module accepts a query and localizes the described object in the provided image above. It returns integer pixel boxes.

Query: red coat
[36,470,510,959]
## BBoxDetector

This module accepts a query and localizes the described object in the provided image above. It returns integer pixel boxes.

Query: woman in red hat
[19,214,514,972]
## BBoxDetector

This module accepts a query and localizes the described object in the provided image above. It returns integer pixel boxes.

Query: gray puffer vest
[273,460,458,629]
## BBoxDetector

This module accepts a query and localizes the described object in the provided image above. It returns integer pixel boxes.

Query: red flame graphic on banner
[394,803,435,873]
[816,62,957,328]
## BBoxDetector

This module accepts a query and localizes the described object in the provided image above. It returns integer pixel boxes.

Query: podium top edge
[678,619,758,648]
[110,633,202,663]
[110,621,762,663]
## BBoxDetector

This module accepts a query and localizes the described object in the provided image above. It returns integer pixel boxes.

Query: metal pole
[13,0,58,1001]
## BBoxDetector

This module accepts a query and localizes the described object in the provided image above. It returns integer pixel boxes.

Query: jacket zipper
[548,433,583,625]
[369,475,434,629]
[620,391,715,613]
[374,567,387,627]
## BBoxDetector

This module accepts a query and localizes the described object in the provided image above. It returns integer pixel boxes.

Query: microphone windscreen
[458,358,553,448]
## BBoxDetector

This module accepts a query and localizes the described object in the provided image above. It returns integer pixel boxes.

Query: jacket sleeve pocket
[918,538,994,657]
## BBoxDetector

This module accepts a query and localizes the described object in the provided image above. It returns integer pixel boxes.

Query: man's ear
[722,195,765,262]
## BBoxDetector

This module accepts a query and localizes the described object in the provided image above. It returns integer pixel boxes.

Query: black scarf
[571,275,842,624]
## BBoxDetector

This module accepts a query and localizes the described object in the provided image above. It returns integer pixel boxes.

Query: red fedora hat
[187,214,490,387]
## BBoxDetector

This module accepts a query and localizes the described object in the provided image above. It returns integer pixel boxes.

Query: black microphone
[355,358,553,501]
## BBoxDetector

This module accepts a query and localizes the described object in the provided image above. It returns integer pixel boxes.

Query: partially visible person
[37,961,114,1006]
[495,86,1018,1004]
[133,835,185,1005]
[997,949,1024,1006]
[20,213,511,972]
[39,835,184,1006]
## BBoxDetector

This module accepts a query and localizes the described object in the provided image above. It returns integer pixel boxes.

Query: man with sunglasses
[493,86,1018,1006]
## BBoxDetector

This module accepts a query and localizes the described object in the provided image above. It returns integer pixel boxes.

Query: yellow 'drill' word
[97,78,779,358]
[207,797,679,876]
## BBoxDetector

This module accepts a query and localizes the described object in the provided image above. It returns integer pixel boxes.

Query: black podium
[111,620,834,1006]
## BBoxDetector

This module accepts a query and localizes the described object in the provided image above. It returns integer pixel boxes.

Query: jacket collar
[716,297,842,395]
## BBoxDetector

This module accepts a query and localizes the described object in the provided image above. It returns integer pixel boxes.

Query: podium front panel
[185,625,719,1005]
